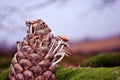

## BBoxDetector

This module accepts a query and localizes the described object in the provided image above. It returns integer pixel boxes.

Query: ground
[0,66,120,80]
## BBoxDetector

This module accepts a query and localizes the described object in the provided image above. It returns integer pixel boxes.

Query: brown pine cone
[8,19,69,80]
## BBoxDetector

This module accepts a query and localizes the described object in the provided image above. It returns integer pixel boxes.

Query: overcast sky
[0,0,120,46]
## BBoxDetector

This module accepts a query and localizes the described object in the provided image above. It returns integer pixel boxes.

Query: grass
[81,53,120,67]
[0,66,120,80]
[0,68,9,80]
[0,56,11,75]
[56,66,120,80]
[0,53,120,80]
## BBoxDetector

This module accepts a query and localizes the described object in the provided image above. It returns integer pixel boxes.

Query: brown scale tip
[31,36,39,40]
[58,35,69,42]
[16,41,21,44]
[26,19,42,24]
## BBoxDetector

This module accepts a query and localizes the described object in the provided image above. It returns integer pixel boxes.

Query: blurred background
[0,0,120,68]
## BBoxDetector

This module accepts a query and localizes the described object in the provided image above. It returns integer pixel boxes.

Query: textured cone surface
[9,19,56,80]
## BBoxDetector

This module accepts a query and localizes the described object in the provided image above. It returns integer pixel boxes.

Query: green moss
[0,57,11,75]
[56,67,120,80]
[0,57,11,69]
[0,68,9,80]
[81,53,120,67]
[0,67,120,80]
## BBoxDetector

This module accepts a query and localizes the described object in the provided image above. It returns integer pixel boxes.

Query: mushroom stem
[30,26,32,34]
[52,51,65,66]
[58,45,64,52]
[58,42,69,52]
[47,38,56,53]
[52,39,63,53]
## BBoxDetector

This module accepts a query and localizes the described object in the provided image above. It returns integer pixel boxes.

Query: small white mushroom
[63,49,71,57]
[52,49,71,66]
[53,35,69,53]
[52,51,66,66]
[39,38,49,47]
[52,39,62,53]
[29,26,33,34]
[44,53,54,60]
[47,37,57,53]
[26,20,41,34]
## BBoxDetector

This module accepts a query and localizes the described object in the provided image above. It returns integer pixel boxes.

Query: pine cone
[8,19,70,80]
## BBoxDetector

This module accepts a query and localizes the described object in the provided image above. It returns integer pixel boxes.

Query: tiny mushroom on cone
[58,35,69,42]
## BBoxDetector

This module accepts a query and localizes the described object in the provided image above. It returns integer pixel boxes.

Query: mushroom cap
[61,42,69,47]
[58,35,69,42]
[61,49,71,57]
[26,19,42,24]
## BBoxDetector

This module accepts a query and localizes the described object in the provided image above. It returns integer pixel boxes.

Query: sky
[0,0,120,46]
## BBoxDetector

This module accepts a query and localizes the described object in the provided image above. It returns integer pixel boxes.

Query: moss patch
[81,53,120,67]
[0,68,9,80]
[56,67,120,80]
[0,66,120,80]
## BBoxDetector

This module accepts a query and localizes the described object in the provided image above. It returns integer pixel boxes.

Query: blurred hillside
[69,36,120,54]
[0,35,120,67]
[0,36,120,56]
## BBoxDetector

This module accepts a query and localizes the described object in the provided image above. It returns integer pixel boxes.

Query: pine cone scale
[9,19,69,80]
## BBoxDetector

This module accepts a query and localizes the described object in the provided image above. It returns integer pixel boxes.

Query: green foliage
[0,53,120,80]
[0,57,11,69]
[0,67,120,80]
[0,68,9,80]
[81,53,120,67]
[56,67,120,80]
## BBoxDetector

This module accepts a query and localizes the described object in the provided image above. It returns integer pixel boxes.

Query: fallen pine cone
[8,19,70,80]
